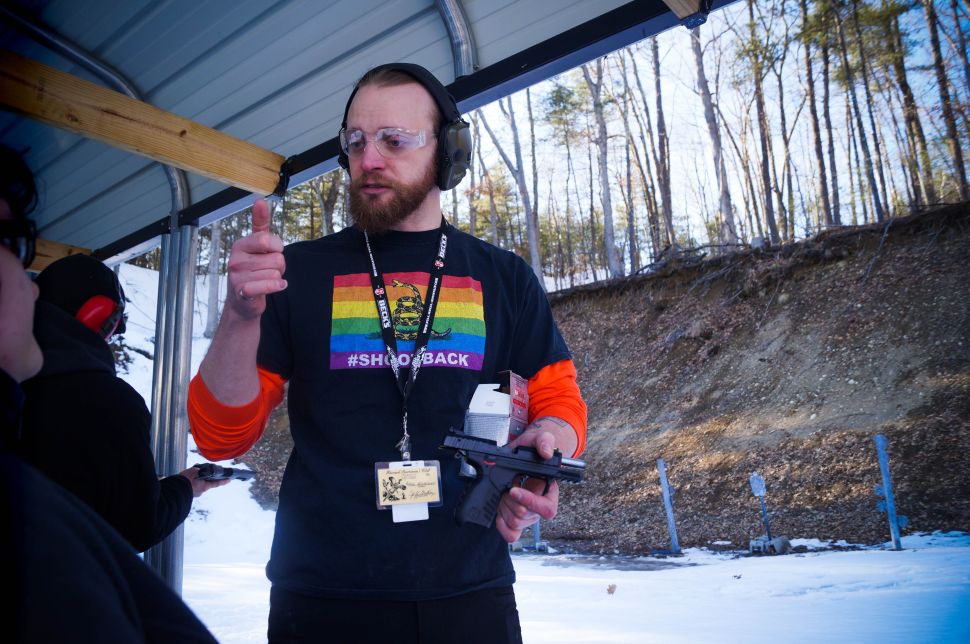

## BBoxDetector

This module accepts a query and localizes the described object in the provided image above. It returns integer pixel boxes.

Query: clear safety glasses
[339,127,431,159]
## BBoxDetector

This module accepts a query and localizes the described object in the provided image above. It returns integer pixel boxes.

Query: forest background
[128,0,970,334]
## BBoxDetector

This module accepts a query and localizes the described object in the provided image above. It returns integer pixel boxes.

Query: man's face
[346,82,439,233]
[0,199,42,382]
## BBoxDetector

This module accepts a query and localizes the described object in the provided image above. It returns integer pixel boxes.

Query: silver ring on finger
[238,287,255,302]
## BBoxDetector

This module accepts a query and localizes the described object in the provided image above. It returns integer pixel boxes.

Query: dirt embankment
[548,204,970,553]
[234,204,970,555]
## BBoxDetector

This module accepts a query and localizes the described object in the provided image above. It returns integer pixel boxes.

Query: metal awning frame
[6,0,726,595]
[93,0,724,264]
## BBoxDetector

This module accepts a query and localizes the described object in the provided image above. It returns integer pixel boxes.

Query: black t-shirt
[258,224,571,600]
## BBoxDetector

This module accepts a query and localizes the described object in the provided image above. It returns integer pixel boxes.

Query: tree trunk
[924,0,970,199]
[586,117,600,282]
[772,66,797,240]
[483,169,500,246]
[850,0,889,216]
[820,17,841,225]
[888,13,936,205]
[561,141,576,286]
[885,95,914,206]
[835,10,885,221]
[468,116,479,236]
[691,25,739,246]
[624,138,639,272]
[951,0,970,113]
[747,0,781,244]
[582,60,623,278]
[738,111,765,239]
[613,52,653,266]
[765,0,798,239]
[651,37,675,246]
[846,97,866,225]
[310,175,340,236]
[623,51,662,259]
[478,104,545,287]
[799,0,832,226]
[548,186,563,290]
[527,88,540,250]
[203,223,221,339]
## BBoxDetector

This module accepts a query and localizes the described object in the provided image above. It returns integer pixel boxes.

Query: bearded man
[188,63,586,644]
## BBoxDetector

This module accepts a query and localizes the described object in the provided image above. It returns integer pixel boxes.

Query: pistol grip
[455,460,518,528]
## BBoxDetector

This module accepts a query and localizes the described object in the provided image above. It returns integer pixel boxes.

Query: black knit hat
[35,254,127,335]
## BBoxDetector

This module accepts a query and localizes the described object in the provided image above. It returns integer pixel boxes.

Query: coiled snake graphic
[390,279,452,341]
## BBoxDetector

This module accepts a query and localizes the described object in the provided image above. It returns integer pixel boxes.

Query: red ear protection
[76,294,122,339]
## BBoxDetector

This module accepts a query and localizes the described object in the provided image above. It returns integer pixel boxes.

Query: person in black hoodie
[0,145,217,642]
[17,253,227,552]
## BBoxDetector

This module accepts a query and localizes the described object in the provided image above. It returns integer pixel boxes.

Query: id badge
[375,460,443,523]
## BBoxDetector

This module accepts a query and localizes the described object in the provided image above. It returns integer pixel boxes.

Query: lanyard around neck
[363,220,449,459]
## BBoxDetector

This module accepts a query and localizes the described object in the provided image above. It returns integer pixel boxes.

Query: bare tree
[478,156,500,246]
[819,0,842,225]
[650,37,675,247]
[527,88,540,249]
[309,174,341,236]
[924,0,970,199]
[691,25,739,246]
[846,96,868,224]
[468,115,479,236]
[610,51,652,268]
[850,0,890,215]
[477,103,545,286]
[768,0,800,239]
[203,223,221,339]
[745,0,782,243]
[835,8,885,221]
[886,9,937,206]
[799,0,833,226]
[582,59,623,278]
[541,83,581,282]
[627,41,675,256]
[585,112,601,282]
[950,0,970,113]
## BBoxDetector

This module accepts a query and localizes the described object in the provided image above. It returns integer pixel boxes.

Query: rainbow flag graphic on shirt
[330,271,485,371]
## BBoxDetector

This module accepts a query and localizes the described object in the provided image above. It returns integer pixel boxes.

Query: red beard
[349,161,437,234]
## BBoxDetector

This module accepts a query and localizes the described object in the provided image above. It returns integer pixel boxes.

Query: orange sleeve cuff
[527,359,587,457]
[187,366,287,461]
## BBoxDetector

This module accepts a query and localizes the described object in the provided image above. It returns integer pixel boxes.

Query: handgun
[194,463,256,481]
[440,430,585,528]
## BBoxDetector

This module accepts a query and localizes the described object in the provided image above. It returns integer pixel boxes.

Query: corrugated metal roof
[0,0,704,256]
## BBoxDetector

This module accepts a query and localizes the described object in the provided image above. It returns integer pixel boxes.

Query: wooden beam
[0,49,285,196]
[28,238,91,273]
[662,0,700,19]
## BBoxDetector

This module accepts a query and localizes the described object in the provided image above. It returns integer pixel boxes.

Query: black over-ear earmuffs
[337,63,472,191]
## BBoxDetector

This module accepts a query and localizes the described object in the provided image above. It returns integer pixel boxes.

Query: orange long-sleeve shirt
[188,359,586,460]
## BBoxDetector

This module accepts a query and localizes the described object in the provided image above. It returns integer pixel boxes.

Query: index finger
[252,198,271,234]
[509,480,559,520]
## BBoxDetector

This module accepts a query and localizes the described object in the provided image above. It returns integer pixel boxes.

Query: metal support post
[874,434,903,550]
[657,458,681,554]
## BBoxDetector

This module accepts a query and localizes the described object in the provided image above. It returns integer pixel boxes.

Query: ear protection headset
[337,63,472,191]
[76,294,124,339]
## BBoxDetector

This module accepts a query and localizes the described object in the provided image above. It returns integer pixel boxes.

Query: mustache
[352,173,394,189]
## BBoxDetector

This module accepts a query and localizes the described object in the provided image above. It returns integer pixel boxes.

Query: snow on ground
[116,264,970,643]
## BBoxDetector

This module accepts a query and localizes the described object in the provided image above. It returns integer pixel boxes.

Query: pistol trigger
[541,478,551,496]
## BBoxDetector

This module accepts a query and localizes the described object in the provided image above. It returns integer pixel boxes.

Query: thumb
[252,198,271,234]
